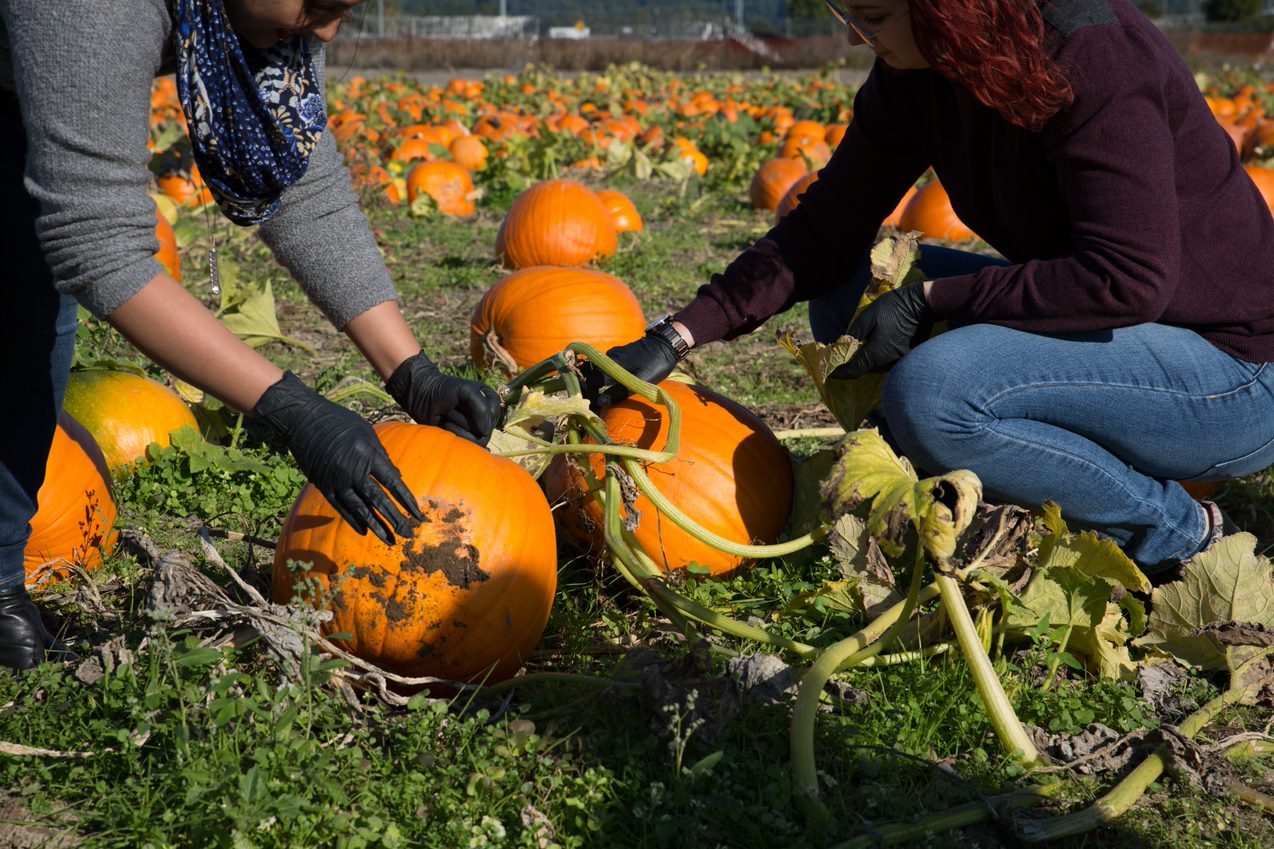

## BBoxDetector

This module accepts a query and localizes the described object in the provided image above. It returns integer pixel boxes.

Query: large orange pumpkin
[61,371,199,472]
[899,179,977,242]
[24,413,118,584]
[749,157,808,212]
[469,266,646,373]
[594,189,644,233]
[272,423,557,686]
[545,381,794,578]
[495,180,618,269]
[405,161,476,216]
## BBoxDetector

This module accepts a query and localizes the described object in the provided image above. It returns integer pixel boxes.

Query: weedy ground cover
[5,64,1274,849]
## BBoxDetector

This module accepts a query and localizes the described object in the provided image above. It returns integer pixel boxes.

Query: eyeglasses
[823,0,903,47]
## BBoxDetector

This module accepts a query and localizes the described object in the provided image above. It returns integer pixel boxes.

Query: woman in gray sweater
[0,0,501,670]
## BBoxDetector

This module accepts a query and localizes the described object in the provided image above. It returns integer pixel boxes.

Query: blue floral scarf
[173,0,327,225]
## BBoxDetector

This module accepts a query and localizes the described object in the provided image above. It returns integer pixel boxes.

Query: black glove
[386,352,502,447]
[580,334,680,410]
[254,372,422,544]
[831,283,935,381]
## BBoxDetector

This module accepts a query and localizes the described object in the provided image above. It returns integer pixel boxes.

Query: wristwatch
[646,314,692,360]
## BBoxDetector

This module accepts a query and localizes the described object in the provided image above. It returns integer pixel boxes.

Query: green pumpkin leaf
[216,275,316,355]
[1133,533,1274,670]
[778,332,884,432]
[1035,502,1151,593]
[819,428,981,562]
[867,230,925,297]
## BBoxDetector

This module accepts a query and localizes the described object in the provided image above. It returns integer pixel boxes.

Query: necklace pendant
[209,244,221,296]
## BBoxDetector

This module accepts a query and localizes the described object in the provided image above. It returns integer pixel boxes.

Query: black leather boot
[0,584,67,671]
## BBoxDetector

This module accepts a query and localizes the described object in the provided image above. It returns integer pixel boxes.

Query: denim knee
[879,337,980,473]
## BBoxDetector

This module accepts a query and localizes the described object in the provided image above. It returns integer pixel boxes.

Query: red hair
[909,0,1074,132]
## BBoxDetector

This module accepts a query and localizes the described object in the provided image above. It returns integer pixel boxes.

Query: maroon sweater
[675,0,1274,363]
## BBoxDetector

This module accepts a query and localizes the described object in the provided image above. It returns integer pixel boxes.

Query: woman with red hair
[588,0,1274,575]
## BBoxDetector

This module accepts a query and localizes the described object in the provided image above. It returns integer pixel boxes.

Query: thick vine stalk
[936,573,1045,769]
[791,544,932,825]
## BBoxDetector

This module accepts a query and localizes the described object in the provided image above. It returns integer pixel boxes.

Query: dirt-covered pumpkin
[25,413,118,584]
[495,180,618,269]
[273,423,557,687]
[469,266,646,373]
[545,381,794,578]
[61,370,199,472]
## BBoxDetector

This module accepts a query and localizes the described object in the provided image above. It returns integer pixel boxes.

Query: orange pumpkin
[595,189,644,233]
[405,161,476,216]
[750,157,808,212]
[449,135,489,172]
[272,422,557,687]
[778,136,832,169]
[495,180,618,269]
[899,179,977,242]
[154,207,180,282]
[545,381,794,578]
[469,266,646,373]
[61,371,200,472]
[774,173,819,223]
[24,413,118,584]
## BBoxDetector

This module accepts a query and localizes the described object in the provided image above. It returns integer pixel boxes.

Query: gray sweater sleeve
[1,0,395,327]
[256,47,398,330]
[1,0,170,316]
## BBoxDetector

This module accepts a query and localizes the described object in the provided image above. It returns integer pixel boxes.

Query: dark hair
[909,0,1074,132]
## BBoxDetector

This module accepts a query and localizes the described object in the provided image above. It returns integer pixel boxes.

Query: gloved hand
[579,334,680,410]
[254,372,422,544]
[386,352,502,446]
[831,283,935,381]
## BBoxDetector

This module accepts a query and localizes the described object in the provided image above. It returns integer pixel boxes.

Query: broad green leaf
[217,277,316,354]
[785,448,837,542]
[172,378,204,404]
[778,332,884,431]
[1036,502,1151,593]
[1003,565,1136,679]
[820,428,981,561]
[1133,533,1274,670]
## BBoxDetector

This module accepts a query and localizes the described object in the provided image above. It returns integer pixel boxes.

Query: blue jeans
[809,246,1274,568]
[0,90,79,590]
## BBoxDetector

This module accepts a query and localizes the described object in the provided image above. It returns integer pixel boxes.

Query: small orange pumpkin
[749,157,808,212]
[272,423,557,687]
[595,189,644,233]
[449,135,489,172]
[24,413,118,585]
[469,266,646,373]
[405,161,476,216]
[154,207,180,282]
[495,180,618,269]
[545,381,794,578]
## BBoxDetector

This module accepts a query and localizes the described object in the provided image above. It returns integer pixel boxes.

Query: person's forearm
[342,300,422,380]
[106,273,284,414]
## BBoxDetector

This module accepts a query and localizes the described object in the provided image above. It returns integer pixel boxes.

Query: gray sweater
[0,0,395,328]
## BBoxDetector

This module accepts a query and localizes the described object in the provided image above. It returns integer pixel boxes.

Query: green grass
[11,74,1274,847]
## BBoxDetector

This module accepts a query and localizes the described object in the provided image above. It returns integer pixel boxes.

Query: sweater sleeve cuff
[71,256,166,319]
[925,273,977,321]
[673,296,733,348]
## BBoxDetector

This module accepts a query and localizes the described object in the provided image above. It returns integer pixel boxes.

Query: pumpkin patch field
[4,62,1274,849]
